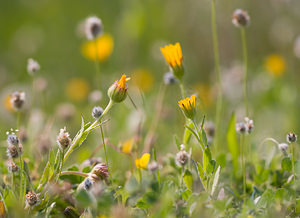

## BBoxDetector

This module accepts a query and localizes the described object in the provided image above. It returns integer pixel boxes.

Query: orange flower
[178,95,196,119]
[108,75,130,103]
[135,153,150,169]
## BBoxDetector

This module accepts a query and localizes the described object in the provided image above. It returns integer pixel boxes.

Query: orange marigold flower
[178,95,196,119]
[108,75,130,103]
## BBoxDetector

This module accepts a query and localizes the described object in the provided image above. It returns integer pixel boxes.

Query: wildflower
[178,95,196,120]
[287,132,297,143]
[92,106,104,119]
[235,122,247,134]
[81,33,114,62]
[108,75,130,103]
[135,153,150,169]
[148,161,158,172]
[66,78,90,102]
[7,134,19,146]
[160,43,184,80]
[232,9,250,27]
[7,145,19,159]
[57,127,72,150]
[27,58,40,76]
[25,191,39,207]
[7,160,19,172]
[132,69,154,92]
[244,117,254,133]
[121,138,134,154]
[176,150,189,166]
[10,91,25,111]
[265,54,286,77]
[6,134,20,159]
[278,143,289,153]
[91,163,109,180]
[163,72,177,85]
[84,16,103,40]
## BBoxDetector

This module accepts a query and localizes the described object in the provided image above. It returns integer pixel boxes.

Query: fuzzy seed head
[278,143,289,153]
[7,160,19,172]
[286,132,297,143]
[91,163,109,180]
[245,117,254,133]
[27,58,40,75]
[236,122,247,134]
[176,150,189,166]
[7,145,19,159]
[92,106,104,119]
[85,16,103,40]
[7,134,19,146]
[25,191,39,206]
[57,127,72,150]
[232,9,250,27]
[163,72,177,85]
[10,91,26,111]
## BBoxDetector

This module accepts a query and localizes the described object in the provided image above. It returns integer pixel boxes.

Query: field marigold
[108,75,130,103]
[264,54,286,77]
[160,43,184,80]
[135,153,150,169]
[81,34,114,62]
[121,138,134,154]
[178,95,196,119]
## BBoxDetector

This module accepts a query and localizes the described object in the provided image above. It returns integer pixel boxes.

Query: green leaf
[256,189,274,208]
[136,199,150,209]
[182,189,192,201]
[75,189,95,208]
[281,157,292,172]
[207,160,216,174]
[203,147,212,174]
[183,170,193,190]
[226,113,239,177]
[201,129,207,146]
[37,161,51,192]
[211,166,221,196]
[183,121,193,144]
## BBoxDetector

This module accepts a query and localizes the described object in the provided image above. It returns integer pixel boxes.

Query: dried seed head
[7,160,19,172]
[147,161,159,172]
[163,72,177,85]
[7,145,19,159]
[232,9,250,27]
[7,134,19,146]
[57,127,72,150]
[176,150,189,166]
[27,58,40,75]
[10,91,26,111]
[85,16,103,40]
[278,143,289,153]
[92,106,104,119]
[25,191,39,206]
[245,117,254,133]
[91,163,109,180]
[235,122,247,134]
[286,132,297,143]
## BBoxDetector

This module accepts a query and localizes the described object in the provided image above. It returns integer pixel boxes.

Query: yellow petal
[139,153,150,169]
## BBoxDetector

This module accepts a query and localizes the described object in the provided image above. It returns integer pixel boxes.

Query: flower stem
[179,81,186,98]
[241,27,249,116]
[291,143,296,183]
[211,0,222,150]
[138,168,142,184]
[60,171,89,178]
[99,120,111,178]
[19,154,24,206]
[240,135,246,198]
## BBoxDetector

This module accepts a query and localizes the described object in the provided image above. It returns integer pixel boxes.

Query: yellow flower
[121,138,134,154]
[108,75,130,103]
[81,33,114,62]
[178,95,196,119]
[3,95,13,112]
[132,69,154,93]
[160,43,184,79]
[264,54,286,77]
[66,78,90,102]
[135,153,150,169]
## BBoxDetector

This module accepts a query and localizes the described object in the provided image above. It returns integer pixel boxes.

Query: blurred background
[1,0,300,174]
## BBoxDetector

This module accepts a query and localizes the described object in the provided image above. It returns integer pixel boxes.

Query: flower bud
[232,9,250,27]
[91,163,109,180]
[286,132,297,143]
[92,106,103,119]
[7,145,19,158]
[108,75,130,103]
[10,91,25,111]
[85,16,103,40]
[178,95,196,120]
[25,191,39,207]
[57,127,72,150]
[27,58,40,76]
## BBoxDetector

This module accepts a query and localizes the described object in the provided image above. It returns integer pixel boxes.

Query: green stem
[153,148,161,188]
[17,111,21,130]
[291,143,296,183]
[240,135,246,198]
[60,171,89,178]
[19,154,24,205]
[241,27,249,116]
[211,0,222,150]
[191,119,205,152]
[138,168,142,184]
[99,121,111,178]
[57,149,65,181]
[179,81,186,98]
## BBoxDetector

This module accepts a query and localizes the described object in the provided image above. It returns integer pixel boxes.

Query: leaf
[183,170,193,190]
[75,189,95,208]
[182,189,192,201]
[256,189,274,208]
[201,129,207,146]
[211,166,221,196]
[226,113,239,177]
[37,162,51,192]
[281,157,292,172]
[183,121,193,144]
[207,160,216,174]
[136,199,150,209]
[203,147,212,174]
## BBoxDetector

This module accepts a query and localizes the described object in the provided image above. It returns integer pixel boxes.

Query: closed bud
[7,145,19,159]
[232,9,250,27]
[245,117,254,134]
[7,134,19,146]
[91,163,109,180]
[57,127,72,150]
[286,132,297,143]
[108,75,130,103]
[92,106,103,119]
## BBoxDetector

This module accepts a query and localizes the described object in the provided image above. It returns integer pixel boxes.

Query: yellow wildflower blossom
[81,33,114,62]
[178,95,196,119]
[160,42,184,79]
[265,54,286,77]
[121,138,134,154]
[135,153,150,169]
[66,78,90,102]
[132,69,154,93]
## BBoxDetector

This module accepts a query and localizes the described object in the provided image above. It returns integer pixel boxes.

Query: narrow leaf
[183,170,193,190]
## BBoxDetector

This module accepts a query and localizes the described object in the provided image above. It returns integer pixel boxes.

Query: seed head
[25,191,39,207]
[232,9,250,27]
[286,132,297,143]
[163,72,177,85]
[7,160,19,172]
[57,127,72,150]
[27,58,40,75]
[7,134,19,146]
[236,122,247,134]
[85,16,103,40]
[92,106,104,119]
[176,150,189,166]
[10,91,26,111]
[91,163,109,180]
[278,143,289,153]
[7,145,19,158]
[83,177,95,190]
[245,117,254,133]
